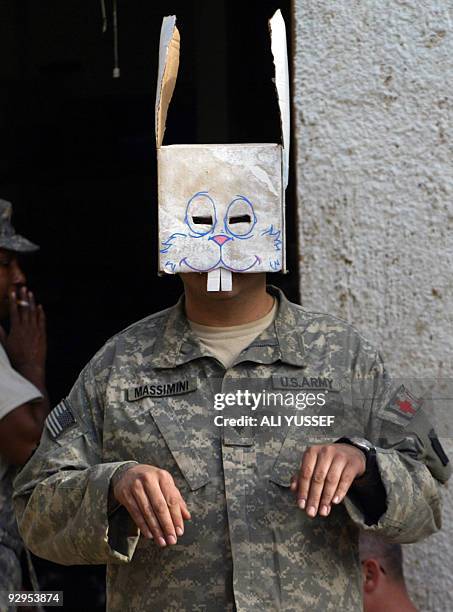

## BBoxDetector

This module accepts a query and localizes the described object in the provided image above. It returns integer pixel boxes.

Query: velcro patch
[125,379,197,402]
[384,385,422,422]
[46,399,76,439]
[429,429,450,466]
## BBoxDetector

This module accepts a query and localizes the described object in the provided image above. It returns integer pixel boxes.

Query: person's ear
[362,559,381,594]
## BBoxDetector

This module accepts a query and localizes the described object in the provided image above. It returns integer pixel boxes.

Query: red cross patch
[396,400,416,415]
[385,385,421,422]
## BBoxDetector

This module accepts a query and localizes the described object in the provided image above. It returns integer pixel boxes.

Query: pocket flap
[147,400,211,491]
[269,434,339,487]
[269,432,303,487]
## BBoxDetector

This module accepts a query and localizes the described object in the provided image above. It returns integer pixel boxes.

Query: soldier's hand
[5,286,47,372]
[113,464,191,547]
[290,443,366,518]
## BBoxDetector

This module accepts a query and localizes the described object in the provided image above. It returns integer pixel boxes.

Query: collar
[150,285,306,369]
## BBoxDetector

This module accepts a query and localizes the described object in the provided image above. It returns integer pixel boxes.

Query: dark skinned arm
[0,286,49,465]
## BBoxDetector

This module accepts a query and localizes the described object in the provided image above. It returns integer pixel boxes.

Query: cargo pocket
[43,421,102,472]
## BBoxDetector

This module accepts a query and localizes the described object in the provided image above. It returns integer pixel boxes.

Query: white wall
[292,1,453,609]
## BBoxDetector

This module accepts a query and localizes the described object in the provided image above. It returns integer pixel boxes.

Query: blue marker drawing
[224,195,256,239]
[261,224,282,251]
[184,191,217,236]
[161,191,281,273]
[160,233,187,254]
[165,260,177,272]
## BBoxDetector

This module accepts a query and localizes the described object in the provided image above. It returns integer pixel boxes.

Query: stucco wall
[292,1,453,610]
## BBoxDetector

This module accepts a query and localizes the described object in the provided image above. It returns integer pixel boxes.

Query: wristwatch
[335,437,377,476]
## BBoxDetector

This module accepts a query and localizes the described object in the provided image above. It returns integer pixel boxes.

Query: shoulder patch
[382,385,422,423]
[45,399,77,439]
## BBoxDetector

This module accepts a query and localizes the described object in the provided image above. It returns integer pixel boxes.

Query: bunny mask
[155,11,289,291]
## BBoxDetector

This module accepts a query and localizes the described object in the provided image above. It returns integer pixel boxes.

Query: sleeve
[0,345,42,420]
[343,343,451,543]
[12,345,140,566]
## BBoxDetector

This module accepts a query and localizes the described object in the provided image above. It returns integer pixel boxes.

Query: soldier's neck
[184,278,274,327]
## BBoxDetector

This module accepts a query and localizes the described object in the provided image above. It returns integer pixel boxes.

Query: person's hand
[113,464,191,547]
[290,443,366,518]
[4,286,46,372]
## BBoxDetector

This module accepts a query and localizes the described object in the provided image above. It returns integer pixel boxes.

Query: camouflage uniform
[13,287,450,611]
[0,467,22,597]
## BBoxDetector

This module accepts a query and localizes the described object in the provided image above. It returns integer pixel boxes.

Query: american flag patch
[46,400,76,439]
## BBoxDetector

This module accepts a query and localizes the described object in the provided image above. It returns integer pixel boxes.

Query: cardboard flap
[269,10,290,188]
[155,15,180,148]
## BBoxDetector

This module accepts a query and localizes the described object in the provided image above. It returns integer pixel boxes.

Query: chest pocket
[261,430,344,535]
[145,398,211,492]
[269,431,340,487]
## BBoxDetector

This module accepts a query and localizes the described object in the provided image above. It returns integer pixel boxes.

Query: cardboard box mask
[156,10,290,291]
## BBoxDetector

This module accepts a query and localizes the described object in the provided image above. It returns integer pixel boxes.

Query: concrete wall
[292,1,453,609]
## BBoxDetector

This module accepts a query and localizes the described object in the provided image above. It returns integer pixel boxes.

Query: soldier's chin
[179,271,266,298]
[178,271,234,298]
[212,272,268,300]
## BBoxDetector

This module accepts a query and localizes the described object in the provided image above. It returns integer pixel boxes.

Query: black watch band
[335,437,376,474]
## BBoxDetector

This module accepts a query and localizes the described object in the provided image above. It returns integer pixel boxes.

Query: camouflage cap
[0,199,39,253]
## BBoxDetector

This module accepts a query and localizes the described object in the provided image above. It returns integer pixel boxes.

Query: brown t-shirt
[189,298,277,369]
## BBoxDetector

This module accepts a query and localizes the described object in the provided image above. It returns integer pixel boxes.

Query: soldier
[0,200,48,608]
[12,271,450,611]
[360,533,418,612]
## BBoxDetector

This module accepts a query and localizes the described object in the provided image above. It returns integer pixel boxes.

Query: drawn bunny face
[160,191,282,274]
[158,143,285,277]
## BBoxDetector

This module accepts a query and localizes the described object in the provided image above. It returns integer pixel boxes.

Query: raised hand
[5,286,46,373]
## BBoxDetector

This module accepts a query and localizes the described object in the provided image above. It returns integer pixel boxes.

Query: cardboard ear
[155,13,289,162]
[155,15,180,148]
[269,10,290,189]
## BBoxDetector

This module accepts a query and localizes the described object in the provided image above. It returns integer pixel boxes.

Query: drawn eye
[225,196,256,238]
[185,192,216,236]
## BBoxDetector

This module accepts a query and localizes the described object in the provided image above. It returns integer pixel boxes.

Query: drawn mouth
[179,256,261,273]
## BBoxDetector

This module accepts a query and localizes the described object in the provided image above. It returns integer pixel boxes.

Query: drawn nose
[211,234,230,247]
